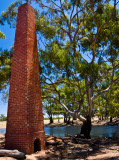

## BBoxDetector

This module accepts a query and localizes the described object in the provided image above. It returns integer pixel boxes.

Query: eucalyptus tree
[94,74,119,121]
[0,48,13,91]
[42,98,63,123]
[1,0,119,138]
[104,81,119,121]
[36,0,119,138]
[43,101,54,123]
[0,114,7,121]
[0,1,17,91]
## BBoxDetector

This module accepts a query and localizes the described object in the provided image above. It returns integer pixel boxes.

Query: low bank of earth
[0,119,119,160]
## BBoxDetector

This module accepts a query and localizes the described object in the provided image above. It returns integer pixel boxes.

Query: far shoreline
[0,118,119,129]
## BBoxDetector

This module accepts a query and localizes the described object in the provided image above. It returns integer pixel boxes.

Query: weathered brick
[5,2,45,154]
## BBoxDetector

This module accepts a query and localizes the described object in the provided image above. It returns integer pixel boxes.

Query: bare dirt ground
[0,134,119,160]
[0,118,119,160]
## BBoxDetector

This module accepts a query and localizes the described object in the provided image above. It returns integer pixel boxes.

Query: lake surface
[0,125,119,138]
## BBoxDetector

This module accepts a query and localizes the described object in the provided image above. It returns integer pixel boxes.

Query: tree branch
[91,1,118,63]
[42,95,86,122]
[91,77,119,101]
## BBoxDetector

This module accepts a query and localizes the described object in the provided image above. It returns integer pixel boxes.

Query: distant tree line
[0,114,7,121]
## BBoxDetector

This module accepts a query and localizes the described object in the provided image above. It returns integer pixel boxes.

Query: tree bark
[0,149,25,159]
[80,76,92,138]
[49,116,53,123]
[110,116,112,122]
[67,116,71,124]
[64,117,67,123]
[80,115,92,139]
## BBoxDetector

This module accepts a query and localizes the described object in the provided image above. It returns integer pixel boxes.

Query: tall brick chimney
[5,2,45,154]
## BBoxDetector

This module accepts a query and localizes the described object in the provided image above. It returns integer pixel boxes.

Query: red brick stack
[5,2,45,154]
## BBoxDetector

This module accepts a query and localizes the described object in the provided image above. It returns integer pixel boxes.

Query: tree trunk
[81,76,92,138]
[80,115,92,139]
[58,116,60,123]
[64,117,67,123]
[67,116,71,124]
[49,116,53,123]
[110,116,112,122]
[64,113,67,123]
[73,116,77,120]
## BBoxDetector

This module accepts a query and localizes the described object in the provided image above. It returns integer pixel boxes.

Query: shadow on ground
[0,135,119,160]
[26,135,119,160]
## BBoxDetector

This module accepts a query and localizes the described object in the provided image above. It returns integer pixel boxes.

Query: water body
[0,125,119,138]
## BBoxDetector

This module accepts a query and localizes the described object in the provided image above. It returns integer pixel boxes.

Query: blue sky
[0,0,16,50]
